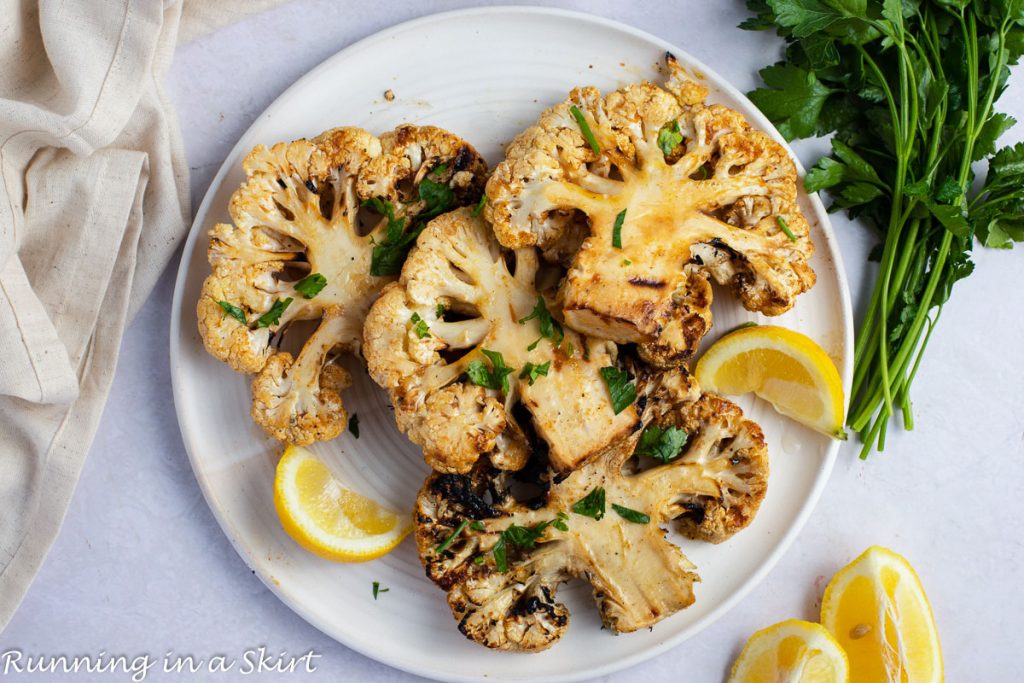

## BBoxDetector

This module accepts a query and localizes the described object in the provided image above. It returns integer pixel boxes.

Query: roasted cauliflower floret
[486,54,815,366]
[414,381,768,651]
[364,207,639,474]
[197,125,487,445]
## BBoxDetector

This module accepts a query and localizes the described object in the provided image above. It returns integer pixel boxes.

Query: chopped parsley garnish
[435,520,470,554]
[518,296,564,347]
[634,425,688,463]
[549,511,569,531]
[348,413,359,439]
[471,194,487,218]
[492,535,508,573]
[366,197,422,276]
[217,301,247,325]
[256,297,292,328]
[612,209,626,249]
[418,168,454,220]
[501,523,545,549]
[466,349,515,393]
[294,273,327,299]
[372,581,388,599]
[599,366,636,414]
[470,520,486,531]
[491,515,568,573]
[473,555,485,565]
[611,503,650,524]
[564,341,575,357]
[435,302,447,318]
[519,361,551,386]
[621,259,632,267]
[569,104,600,155]
[410,312,431,339]
[657,119,683,156]
[571,487,606,520]
[776,215,797,242]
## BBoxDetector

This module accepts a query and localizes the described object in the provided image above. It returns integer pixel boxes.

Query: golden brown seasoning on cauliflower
[363,207,642,475]
[414,377,768,651]
[486,54,816,367]
[197,125,487,445]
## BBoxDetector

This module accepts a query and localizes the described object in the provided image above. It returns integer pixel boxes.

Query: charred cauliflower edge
[486,53,816,367]
[414,369,768,652]
[197,124,486,445]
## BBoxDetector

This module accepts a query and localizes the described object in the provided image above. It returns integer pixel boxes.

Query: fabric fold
[0,0,300,629]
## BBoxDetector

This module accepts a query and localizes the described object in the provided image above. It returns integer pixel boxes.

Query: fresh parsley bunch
[743,0,1024,457]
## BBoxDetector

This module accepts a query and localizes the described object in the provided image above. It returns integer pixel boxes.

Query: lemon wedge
[728,619,849,683]
[821,546,942,683]
[694,325,846,439]
[274,445,411,562]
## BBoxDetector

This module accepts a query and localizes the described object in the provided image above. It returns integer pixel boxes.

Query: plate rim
[169,6,854,682]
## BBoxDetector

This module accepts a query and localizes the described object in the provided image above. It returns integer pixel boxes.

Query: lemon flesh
[821,546,943,683]
[274,445,411,562]
[728,619,850,683]
[695,325,846,439]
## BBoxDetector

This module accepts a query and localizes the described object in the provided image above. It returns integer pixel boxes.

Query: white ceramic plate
[170,7,852,682]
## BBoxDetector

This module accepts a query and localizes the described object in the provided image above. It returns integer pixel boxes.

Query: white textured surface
[3,2,1022,682]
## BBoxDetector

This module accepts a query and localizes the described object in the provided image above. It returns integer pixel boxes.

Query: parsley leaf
[435,302,447,318]
[435,520,470,554]
[518,361,551,386]
[599,366,636,414]
[256,298,292,328]
[518,296,564,346]
[550,511,569,531]
[492,535,508,573]
[471,194,487,217]
[634,425,689,463]
[418,173,454,220]
[294,273,327,299]
[217,301,247,325]
[657,119,683,156]
[366,197,422,276]
[348,413,359,439]
[372,581,388,599]
[490,517,565,573]
[776,216,798,241]
[612,209,626,248]
[611,503,650,525]
[570,104,600,154]
[466,349,515,393]
[410,312,431,339]
[571,487,606,520]
[748,63,833,140]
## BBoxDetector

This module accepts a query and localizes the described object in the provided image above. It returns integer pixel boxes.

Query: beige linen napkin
[0,0,286,629]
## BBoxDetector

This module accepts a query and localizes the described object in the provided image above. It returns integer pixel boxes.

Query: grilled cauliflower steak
[197,125,487,445]
[486,54,815,366]
[414,380,768,651]
[364,207,639,474]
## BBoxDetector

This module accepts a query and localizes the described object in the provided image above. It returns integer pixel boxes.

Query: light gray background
[3,1,1022,681]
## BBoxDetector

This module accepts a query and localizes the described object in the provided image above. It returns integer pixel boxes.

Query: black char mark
[628,276,667,289]
[681,501,706,525]
[432,474,500,520]
[452,146,473,172]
